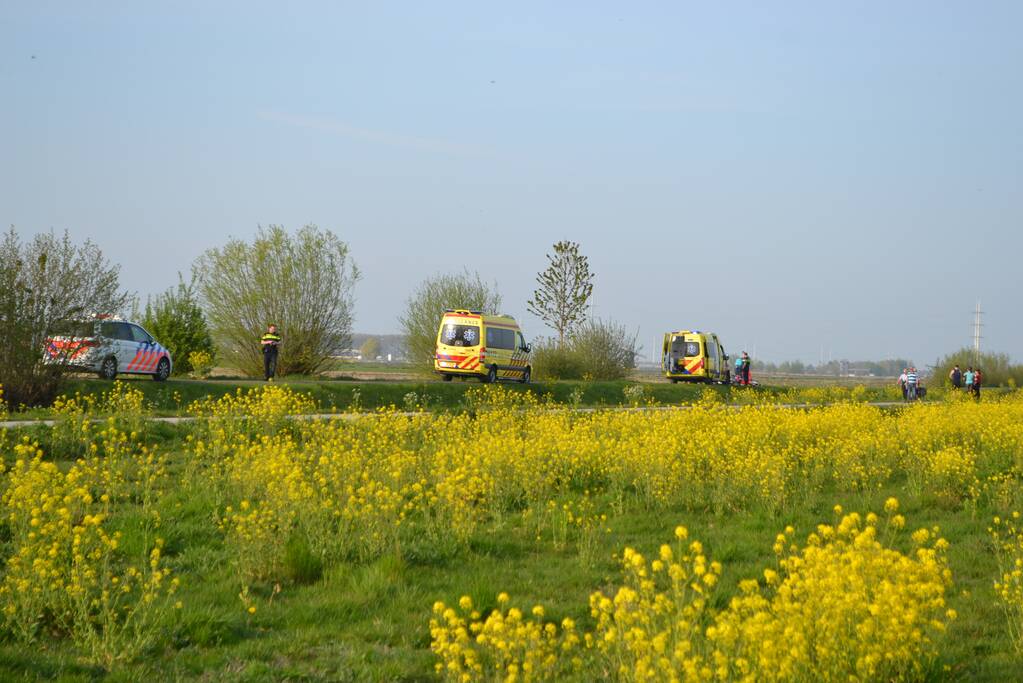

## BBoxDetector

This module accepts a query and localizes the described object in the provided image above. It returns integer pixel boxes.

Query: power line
[972,300,984,363]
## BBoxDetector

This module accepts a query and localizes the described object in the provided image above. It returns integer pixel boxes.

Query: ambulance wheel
[442,374,453,382]
[670,378,678,384]
[519,367,531,384]
[98,356,118,380]
[153,357,171,381]
[486,366,498,384]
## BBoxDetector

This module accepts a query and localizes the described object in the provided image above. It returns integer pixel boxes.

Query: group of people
[897,367,923,401]
[949,364,982,399]
[734,351,752,385]
[897,364,984,402]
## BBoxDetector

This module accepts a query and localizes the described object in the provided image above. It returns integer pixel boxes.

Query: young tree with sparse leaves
[194,225,360,377]
[527,240,594,346]
[399,270,502,368]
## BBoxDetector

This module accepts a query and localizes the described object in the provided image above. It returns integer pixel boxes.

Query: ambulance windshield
[440,324,480,347]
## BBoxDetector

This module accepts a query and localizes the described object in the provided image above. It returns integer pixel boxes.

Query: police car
[46,315,173,381]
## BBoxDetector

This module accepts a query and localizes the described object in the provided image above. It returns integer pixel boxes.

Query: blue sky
[3,1,1020,364]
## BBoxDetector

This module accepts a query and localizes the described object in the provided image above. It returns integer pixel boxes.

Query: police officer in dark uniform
[261,324,282,381]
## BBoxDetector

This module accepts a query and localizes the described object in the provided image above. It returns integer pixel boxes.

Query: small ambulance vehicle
[435,309,531,383]
[661,330,730,383]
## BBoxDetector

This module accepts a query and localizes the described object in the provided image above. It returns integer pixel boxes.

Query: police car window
[100,322,132,340]
[130,325,154,343]
[54,321,95,338]
[441,324,480,347]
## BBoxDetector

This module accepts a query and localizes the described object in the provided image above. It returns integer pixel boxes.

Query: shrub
[569,318,638,380]
[188,350,214,379]
[532,318,639,381]
[530,339,587,380]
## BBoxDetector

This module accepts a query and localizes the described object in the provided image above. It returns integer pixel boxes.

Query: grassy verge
[4,378,765,419]
[0,422,1016,681]
[3,377,929,421]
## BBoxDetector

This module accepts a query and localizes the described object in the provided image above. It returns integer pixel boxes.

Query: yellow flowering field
[0,382,1021,680]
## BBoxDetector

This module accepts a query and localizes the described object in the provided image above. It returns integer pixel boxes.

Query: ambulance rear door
[705,335,718,377]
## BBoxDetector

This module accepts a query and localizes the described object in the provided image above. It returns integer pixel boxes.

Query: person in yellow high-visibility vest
[260,324,282,381]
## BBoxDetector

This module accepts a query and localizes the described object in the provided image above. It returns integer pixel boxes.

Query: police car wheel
[520,367,531,384]
[153,357,170,382]
[99,357,117,380]
[486,366,498,384]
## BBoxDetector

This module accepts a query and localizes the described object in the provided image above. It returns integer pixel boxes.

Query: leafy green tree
[0,227,129,407]
[359,337,380,360]
[141,275,214,375]
[528,241,594,345]
[194,225,360,377]
[399,270,501,368]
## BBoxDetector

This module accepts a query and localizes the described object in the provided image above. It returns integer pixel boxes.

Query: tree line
[755,358,914,377]
[0,227,640,407]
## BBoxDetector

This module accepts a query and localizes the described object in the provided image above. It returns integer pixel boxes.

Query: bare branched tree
[0,227,130,407]
[527,241,594,345]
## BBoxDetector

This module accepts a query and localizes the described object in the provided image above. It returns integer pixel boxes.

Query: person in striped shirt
[905,367,919,401]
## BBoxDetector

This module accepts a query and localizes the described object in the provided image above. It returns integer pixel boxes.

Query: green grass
[5,375,948,423]
[0,423,1019,681]
[5,377,783,420]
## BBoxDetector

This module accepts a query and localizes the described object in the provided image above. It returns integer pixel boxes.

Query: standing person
[973,367,982,400]
[949,364,962,390]
[898,368,908,401]
[735,354,745,385]
[905,367,918,401]
[964,366,975,394]
[741,351,752,386]
[261,324,282,382]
